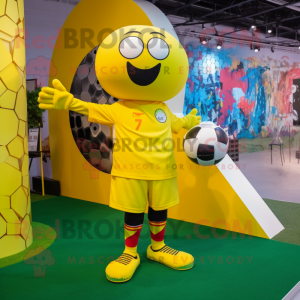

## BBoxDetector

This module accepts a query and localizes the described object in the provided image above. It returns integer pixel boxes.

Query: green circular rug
[0,222,56,268]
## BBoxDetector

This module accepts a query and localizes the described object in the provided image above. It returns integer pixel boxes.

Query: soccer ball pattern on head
[183,121,229,166]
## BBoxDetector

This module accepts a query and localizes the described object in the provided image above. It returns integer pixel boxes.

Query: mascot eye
[43,66,47,70]
[147,38,169,60]
[119,36,144,59]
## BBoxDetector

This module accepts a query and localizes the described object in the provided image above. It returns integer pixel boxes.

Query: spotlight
[200,36,207,44]
[202,24,206,29]
[217,39,222,49]
[299,45,300,49]
[251,25,256,29]
[200,36,210,45]
[271,46,274,53]
[268,27,272,34]
[254,45,259,52]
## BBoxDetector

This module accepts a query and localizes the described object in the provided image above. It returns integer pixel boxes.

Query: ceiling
[45,0,300,48]
[148,0,300,47]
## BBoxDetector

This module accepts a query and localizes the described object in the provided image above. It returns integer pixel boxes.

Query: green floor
[264,199,300,246]
[30,193,58,202]
[1,196,300,300]
[0,222,56,268]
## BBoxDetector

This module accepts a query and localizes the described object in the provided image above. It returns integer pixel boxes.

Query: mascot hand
[182,108,201,130]
[38,79,74,110]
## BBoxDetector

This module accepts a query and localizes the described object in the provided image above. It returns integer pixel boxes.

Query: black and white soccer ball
[183,121,229,166]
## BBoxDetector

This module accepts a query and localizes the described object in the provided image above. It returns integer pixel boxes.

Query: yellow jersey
[88,100,183,180]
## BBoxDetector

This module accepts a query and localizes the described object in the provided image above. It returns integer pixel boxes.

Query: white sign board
[28,128,39,152]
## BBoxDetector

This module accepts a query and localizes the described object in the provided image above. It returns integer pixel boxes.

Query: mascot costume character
[38,25,200,282]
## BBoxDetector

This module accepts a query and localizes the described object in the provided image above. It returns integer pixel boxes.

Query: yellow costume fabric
[110,176,179,213]
[38,80,200,213]
[88,100,184,180]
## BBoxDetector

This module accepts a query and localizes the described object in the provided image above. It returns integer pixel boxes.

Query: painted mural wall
[183,42,300,139]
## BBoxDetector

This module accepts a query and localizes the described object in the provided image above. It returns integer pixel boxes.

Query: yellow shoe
[147,245,194,270]
[105,253,140,283]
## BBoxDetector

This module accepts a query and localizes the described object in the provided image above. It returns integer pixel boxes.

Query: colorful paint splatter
[183,43,300,138]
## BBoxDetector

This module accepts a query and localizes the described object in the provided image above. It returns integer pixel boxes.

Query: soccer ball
[183,121,229,166]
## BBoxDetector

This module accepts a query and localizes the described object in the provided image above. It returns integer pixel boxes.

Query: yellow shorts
[110,176,179,213]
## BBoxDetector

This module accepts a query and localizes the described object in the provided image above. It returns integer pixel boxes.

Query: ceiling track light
[254,44,260,52]
[199,35,207,45]
[217,38,222,49]
[271,46,274,53]
[267,26,272,34]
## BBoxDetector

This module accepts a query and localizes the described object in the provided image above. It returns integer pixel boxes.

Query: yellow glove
[182,108,201,130]
[38,79,74,110]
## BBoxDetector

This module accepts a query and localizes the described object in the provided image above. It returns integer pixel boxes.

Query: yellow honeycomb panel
[0,89,16,109]
[0,163,21,195]
[18,120,25,138]
[26,223,33,247]
[10,39,14,53]
[22,70,26,88]
[11,186,27,218]
[16,65,24,85]
[0,31,15,42]
[0,208,20,223]
[8,136,24,158]
[22,185,28,197]
[0,146,9,163]
[0,109,18,145]
[6,155,19,169]
[17,0,24,22]
[21,214,30,239]
[0,215,6,238]
[0,235,26,259]
[7,222,21,235]
[26,195,31,215]
[2,39,11,53]
[15,86,26,121]
[0,63,22,92]
[0,195,10,209]
[0,39,12,72]
[21,153,28,176]
[18,21,23,38]
[13,37,25,71]
[23,135,28,154]
[0,0,30,260]
[22,175,28,190]
[0,16,18,37]
[6,0,19,23]
[0,79,6,95]
[0,0,6,16]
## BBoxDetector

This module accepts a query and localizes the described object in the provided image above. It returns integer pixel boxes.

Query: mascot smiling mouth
[127,62,161,86]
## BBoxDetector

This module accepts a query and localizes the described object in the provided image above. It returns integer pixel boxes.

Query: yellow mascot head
[95,25,189,102]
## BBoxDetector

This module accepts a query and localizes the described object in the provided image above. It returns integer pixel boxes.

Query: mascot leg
[147,207,194,270]
[105,212,143,283]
